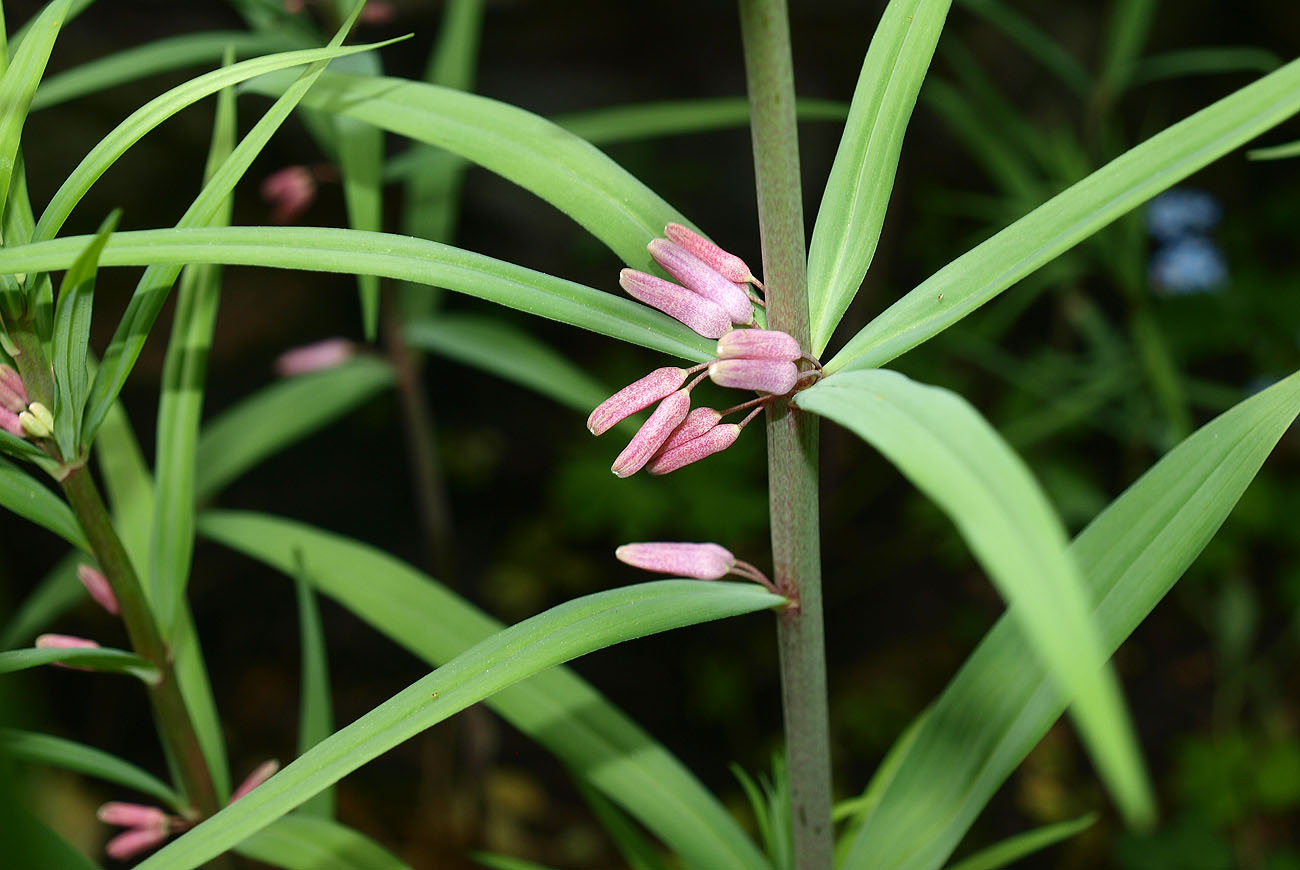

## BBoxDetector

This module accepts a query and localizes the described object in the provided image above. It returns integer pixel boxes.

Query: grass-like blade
[403,314,608,415]
[331,53,385,339]
[135,578,784,870]
[0,457,89,551]
[838,371,1300,870]
[0,555,81,648]
[234,814,408,870]
[576,779,670,870]
[954,0,1090,96]
[1097,0,1158,97]
[0,227,717,363]
[946,813,1097,870]
[197,511,771,870]
[1130,46,1282,87]
[30,31,296,111]
[795,370,1153,824]
[241,69,689,272]
[194,356,395,503]
[0,0,69,215]
[806,0,953,355]
[827,56,1300,374]
[1247,137,1300,161]
[50,211,118,460]
[0,728,182,809]
[294,565,335,818]
[0,646,159,682]
[474,856,558,870]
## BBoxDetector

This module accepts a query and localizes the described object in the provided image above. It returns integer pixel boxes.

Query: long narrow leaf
[0,728,182,809]
[294,568,335,818]
[0,227,717,363]
[234,814,409,870]
[197,511,771,870]
[136,579,784,870]
[795,370,1152,823]
[0,646,158,681]
[0,457,88,551]
[839,370,1300,869]
[807,0,952,354]
[827,57,1300,374]
[945,813,1097,870]
[954,0,1090,96]
[1130,46,1282,87]
[0,0,69,214]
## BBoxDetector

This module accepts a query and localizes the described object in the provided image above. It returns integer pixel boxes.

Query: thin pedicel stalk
[738,0,833,867]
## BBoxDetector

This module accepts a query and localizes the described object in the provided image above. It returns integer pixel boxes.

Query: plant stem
[738,1,833,867]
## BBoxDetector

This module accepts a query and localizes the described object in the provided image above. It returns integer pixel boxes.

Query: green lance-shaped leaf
[50,211,118,460]
[1248,137,1300,161]
[234,814,409,870]
[0,227,717,364]
[827,56,1300,374]
[945,813,1097,870]
[0,646,159,682]
[806,0,952,355]
[241,69,690,272]
[0,0,69,222]
[135,579,784,870]
[795,370,1153,825]
[294,563,335,819]
[0,728,183,809]
[194,356,396,503]
[0,457,88,551]
[1130,46,1283,88]
[197,511,771,870]
[837,371,1300,870]
[953,0,1090,97]
[403,314,608,415]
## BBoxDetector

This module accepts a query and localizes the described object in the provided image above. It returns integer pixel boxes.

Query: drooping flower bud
[260,165,316,224]
[716,328,801,362]
[19,401,53,439]
[647,423,741,475]
[77,564,120,616]
[615,542,735,580]
[619,269,731,339]
[587,366,688,436]
[230,759,280,803]
[0,364,28,413]
[658,407,722,455]
[611,389,691,478]
[274,338,356,377]
[0,407,23,438]
[708,359,798,394]
[98,803,169,829]
[663,223,756,284]
[106,826,169,861]
[647,239,754,325]
[35,633,100,650]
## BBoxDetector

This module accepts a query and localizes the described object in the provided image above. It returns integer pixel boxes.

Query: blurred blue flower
[1149,236,1228,295]
[1146,188,1222,241]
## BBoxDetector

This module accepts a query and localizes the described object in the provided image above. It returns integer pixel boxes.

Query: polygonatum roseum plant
[0,0,1299,868]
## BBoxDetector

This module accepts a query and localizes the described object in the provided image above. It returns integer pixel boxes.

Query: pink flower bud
[273,338,356,377]
[359,1,395,24]
[708,359,798,394]
[615,542,736,580]
[587,367,687,436]
[35,633,100,650]
[0,364,28,412]
[611,389,691,478]
[716,328,801,362]
[647,423,741,475]
[77,564,120,616]
[260,165,316,224]
[619,269,731,339]
[98,802,168,829]
[647,239,753,325]
[106,826,169,861]
[659,407,722,454]
[664,223,756,284]
[230,759,280,803]
[0,407,23,438]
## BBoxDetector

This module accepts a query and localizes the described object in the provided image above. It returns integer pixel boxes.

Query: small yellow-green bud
[19,401,54,439]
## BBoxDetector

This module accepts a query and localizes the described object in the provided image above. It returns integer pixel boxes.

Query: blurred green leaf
[1248,138,1300,161]
[0,645,158,682]
[807,0,952,355]
[576,780,669,870]
[234,814,409,870]
[828,56,1300,373]
[0,727,182,809]
[836,370,1300,870]
[136,578,783,870]
[954,0,1090,96]
[294,565,335,819]
[0,0,68,221]
[0,555,81,648]
[1131,46,1282,87]
[945,813,1097,870]
[197,511,771,870]
[0,457,88,551]
[797,370,1152,825]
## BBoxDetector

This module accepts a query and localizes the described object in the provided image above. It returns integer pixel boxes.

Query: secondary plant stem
[738,1,833,866]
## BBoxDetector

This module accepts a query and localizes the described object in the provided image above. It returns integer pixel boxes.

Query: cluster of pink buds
[591,224,817,477]
[0,363,53,441]
[616,541,776,593]
[96,760,278,860]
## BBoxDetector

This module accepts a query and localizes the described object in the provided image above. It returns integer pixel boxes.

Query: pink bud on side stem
[0,407,23,438]
[36,633,100,650]
[274,338,356,377]
[663,223,757,285]
[708,359,799,394]
[611,389,691,478]
[716,328,801,362]
[230,759,280,803]
[615,542,736,580]
[0,364,28,412]
[106,826,169,861]
[77,564,119,616]
[619,269,731,339]
[587,367,688,436]
[647,239,754,325]
[260,165,316,224]
[98,803,168,829]
[647,423,741,475]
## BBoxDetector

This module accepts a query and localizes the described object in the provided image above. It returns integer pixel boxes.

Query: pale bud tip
[230,759,280,803]
[615,542,736,580]
[77,564,120,616]
[36,633,100,650]
[274,338,356,377]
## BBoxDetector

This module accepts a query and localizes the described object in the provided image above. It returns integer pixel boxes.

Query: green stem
[738,1,833,867]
